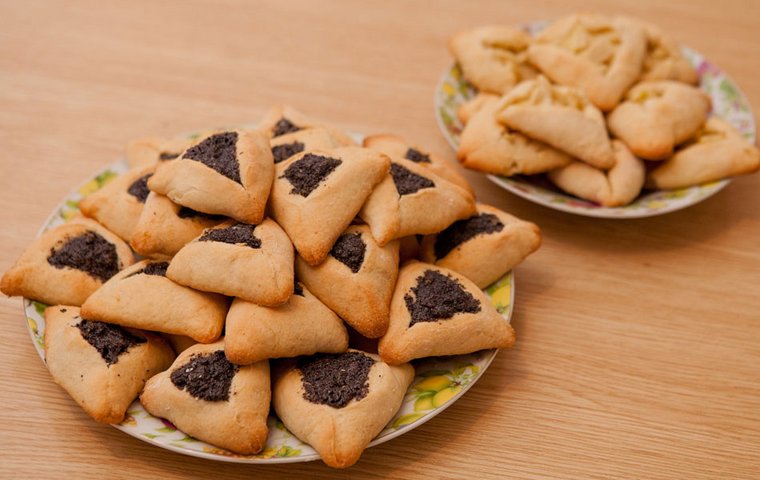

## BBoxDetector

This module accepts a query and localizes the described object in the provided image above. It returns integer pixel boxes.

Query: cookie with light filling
[527,14,646,111]
[296,225,399,338]
[44,306,174,423]
[457,94,573,176]
[167,220,293,305]
[547,140,646,207]
[608,81,711,160]
[363,134,473,193]
[271,127,349,164]
[225,282,348,364]
[130,192,226,259]
[639,22,698,84]
[148,130,273,224]
[78,165,155,241]
[273,350,414,468]
[141,340,270,455]
[270,147,390,266]
[646,118,760,189]
[81,260,228,343]
[258,104,356,146]
[126,136,191,168]
[420,204,541,288]
[378,262,515,365]
[448,25,538,94]
[1,218,134,306]
[496,75,614,169]
[359,158,476,246]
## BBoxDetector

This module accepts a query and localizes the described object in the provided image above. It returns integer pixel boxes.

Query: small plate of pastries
[1,106,541,468]
[438,15,760,218]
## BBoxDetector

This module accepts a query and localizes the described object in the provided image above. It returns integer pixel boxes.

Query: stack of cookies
[450,15,760,206]
[1,105,541,468]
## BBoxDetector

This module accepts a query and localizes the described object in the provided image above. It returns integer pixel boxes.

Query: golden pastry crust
[258,104,356,146]
[130,192,226,259]
[163,334,198,354]
[527,14,647,111]
[458,94,573,176]
[296,225,399,338]
[1,218,135,306]
[272,350,414,468]
[448,25,538,94]
[141,341,270,455]
[363,134,473,193]
[646,118,760,189]
[224,284,348,364]
[167,219,294,305]
[378,262,515,365]
[496,75,614,169]
[78,165,155,241]
[607,81,711,160]
[547,140,646,207]
[126,136,191,169]
[147,130,273,224]
[639,22,699,84]
[44,306,175,424]
[359,158,476,246]
[419,204,541,288]
[81,260,228,343]
[270,146,390,266]
[271,127,350,164]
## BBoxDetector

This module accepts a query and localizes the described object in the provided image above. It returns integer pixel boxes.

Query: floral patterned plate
[22,139,515,463]
[435,21,756,218]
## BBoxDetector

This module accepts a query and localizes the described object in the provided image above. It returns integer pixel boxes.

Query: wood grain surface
[1,1,759,478]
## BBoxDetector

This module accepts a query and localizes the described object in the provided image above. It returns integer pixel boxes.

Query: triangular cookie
[272,350,414,468]
[496,75,614,169]
[270,146,390,265]
[547,140,646,206]
[78,165,155,241]
[130,192,226,259]
[271,127,349,164]
[639,22,698,84]
[141,340,270,455]
[81,260,228,343]
[363,133,473,193]
[44,306,174,423]
[225,281,348,364]
[148,130,273,224]
[608,81,711,160]
[448,25,538,94]
[126,136,191,168]
[296,224,399,338]
[258,104,356,146]
[359,158,476,246]
[1,218,135,306]
[167,219,294,305]
[527,14,647,111]
[419,204,541,288]
[378,261,515,364]
[457,94,573,176]
[646,118,760,189]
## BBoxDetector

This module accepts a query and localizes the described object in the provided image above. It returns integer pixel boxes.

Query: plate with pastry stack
[3,106,541,468]
[437,17,759,218]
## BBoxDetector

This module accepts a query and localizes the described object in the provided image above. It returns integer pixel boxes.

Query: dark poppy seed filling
[272,118,301,137]
[76,319,145,366]
[159,151,180,161]
[183,132,241,183]
[272,141,305,164]
[47,231,120,282]
[434,213,505,259]
[294,281,304,297]
[127,173,153,203]
[176,206,225,221]
[199,224,261,249]
[390,163,435,196]
[404,270,481,326]
[404,147,432,164]
[298,352,375,408]
[330,233,366,273]
[129,261,169,278]
[280,153,342,197]
[170,350,238,402]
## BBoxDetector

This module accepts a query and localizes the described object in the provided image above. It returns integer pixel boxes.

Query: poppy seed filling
[280,153,342,197]
[405,270,481,326]
[273,118,301,137]
[183,131,241,183]
[170,351,238,402]
[330,232,366,273]
[127,173,153,203]
[76,319,145,366]
[404,147,432,163]
[272,141,305,164]
[47,231,120,282]
[434,213,505,259]
[298,352,375,408]
[128,261,169,278]
[390,163,435,196]
[199,223,261,249]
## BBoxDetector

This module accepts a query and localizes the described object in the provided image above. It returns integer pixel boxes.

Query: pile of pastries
[450,14,760,206]
[1,106,541,468]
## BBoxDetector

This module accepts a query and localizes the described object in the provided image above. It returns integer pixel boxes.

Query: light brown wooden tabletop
[1,1,759,478]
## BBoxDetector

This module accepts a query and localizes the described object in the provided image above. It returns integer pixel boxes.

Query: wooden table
[1,1,759,478]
